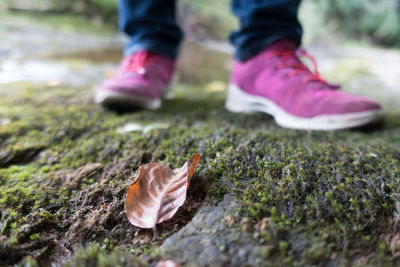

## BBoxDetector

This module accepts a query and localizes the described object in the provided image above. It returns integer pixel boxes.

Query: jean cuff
[234,33,302,62]
[124,40,180,60]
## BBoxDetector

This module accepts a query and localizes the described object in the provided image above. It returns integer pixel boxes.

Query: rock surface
[1,11,400,267]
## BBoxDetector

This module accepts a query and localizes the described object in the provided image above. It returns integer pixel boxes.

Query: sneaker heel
[225,84,255,113]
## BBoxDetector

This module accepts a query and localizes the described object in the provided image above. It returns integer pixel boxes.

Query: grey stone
[160,194,262,267]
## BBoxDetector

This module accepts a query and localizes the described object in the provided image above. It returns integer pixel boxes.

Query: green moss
[230,136,400,263]
[29,233,41,241]
[62,244,147,267]
[1,80,400,265]
[0,162,73,264]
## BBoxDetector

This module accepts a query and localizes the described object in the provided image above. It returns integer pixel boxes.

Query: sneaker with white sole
[226,40,384,130]
[95,50,175,110]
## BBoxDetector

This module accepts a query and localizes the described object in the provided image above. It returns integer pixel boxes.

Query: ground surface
[1,11,400,267]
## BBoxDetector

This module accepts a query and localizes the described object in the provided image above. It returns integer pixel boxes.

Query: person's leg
[226,0,384,130]
[230,0,302,61]
[95,0,180,110]
[119,0,183,59]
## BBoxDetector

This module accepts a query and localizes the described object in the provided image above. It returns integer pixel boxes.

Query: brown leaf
[125,154,202,228]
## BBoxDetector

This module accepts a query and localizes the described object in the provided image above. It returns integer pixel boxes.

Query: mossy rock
[0,80,400,266]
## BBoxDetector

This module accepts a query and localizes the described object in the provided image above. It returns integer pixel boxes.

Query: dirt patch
[15,156,209,265]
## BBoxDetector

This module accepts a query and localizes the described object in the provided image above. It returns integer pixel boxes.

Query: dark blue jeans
[119,0,302,61]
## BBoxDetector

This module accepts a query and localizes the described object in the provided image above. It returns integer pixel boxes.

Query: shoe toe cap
[345,97,382,113]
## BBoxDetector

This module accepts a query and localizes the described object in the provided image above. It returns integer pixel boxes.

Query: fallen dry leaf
[125,154,202,228]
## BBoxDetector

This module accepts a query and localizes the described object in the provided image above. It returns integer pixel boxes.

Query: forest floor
[1,11,400,267]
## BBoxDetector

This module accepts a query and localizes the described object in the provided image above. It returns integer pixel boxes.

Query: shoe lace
[265,48,340,89]
[121,51,156,74]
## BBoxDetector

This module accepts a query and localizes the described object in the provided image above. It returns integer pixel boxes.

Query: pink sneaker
[226,40,384,130]
[95,51,175,110]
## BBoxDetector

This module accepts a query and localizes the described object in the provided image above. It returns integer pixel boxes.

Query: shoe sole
[225,83,384,130]
[94,89,161,110]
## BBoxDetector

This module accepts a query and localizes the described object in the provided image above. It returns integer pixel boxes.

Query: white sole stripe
[225,83,384,130]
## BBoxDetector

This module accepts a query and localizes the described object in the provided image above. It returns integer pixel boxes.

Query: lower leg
[230,0,303,61]
[118,0,183,59]
[95,1,180,109]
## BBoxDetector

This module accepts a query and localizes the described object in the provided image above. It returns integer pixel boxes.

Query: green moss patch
[1,81,399,265]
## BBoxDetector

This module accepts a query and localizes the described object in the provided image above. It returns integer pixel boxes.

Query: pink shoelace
[121,51,157,74]
[265,48,340,89]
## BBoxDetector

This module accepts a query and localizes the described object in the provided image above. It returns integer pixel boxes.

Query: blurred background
[2,0,400,46]
[1,0,400,108]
